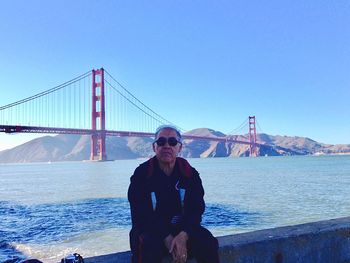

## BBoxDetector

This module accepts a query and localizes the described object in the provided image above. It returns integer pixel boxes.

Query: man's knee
[192,227,217,245]
[130,230,165,263]
[139,233,163,251]
[200,231,218,253]
[189,227,219,258]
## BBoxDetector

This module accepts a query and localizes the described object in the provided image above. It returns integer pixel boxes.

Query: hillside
[0,129,349,163]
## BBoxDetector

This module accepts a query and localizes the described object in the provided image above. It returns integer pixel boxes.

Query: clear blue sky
[0,0,349,150]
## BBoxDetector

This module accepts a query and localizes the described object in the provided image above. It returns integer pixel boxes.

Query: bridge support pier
[90,68,107,161]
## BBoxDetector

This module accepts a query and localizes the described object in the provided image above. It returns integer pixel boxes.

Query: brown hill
[0,129,349,163]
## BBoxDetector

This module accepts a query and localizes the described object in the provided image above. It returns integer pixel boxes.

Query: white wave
[11,228,130,263]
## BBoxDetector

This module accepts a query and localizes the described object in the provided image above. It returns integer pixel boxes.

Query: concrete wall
[84,216,350,263]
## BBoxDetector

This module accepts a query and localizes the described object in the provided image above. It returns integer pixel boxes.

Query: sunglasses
[155,137,181,147]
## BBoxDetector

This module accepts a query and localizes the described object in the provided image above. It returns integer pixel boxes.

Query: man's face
[153,128,182,165]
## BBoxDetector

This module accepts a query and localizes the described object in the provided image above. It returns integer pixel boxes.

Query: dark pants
[129,226,219,263]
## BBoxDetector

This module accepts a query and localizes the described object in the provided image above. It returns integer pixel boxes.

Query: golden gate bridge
[0,68,264,160]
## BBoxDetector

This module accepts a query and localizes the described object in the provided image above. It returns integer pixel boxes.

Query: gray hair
[154,125,182,141]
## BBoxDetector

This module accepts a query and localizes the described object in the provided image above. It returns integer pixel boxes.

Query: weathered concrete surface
[218,216,350,263]
[83,216,350,263]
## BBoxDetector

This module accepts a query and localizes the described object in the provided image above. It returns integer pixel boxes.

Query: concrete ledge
[84,216,350,263]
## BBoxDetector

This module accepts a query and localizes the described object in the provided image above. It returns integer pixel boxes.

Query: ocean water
[1,155,350,262]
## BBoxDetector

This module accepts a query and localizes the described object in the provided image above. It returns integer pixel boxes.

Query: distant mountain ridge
[0,128,349,163]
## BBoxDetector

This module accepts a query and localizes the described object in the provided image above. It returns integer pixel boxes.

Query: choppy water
[1,155,350,262]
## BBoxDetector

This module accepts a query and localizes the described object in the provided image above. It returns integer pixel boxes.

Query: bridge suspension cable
[0,71,91,111]
[104,70,183,132]
[228,117,249,135]
[255,119,263,134]
[0,71,92,129]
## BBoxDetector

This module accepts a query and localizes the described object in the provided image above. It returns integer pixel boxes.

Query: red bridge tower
[249,116,257,157]
[90,68,107,161]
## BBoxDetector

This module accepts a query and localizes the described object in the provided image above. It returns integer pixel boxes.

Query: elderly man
[128,125,219,263]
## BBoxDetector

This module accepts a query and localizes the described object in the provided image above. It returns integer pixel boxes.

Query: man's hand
[164,235,179,262]
[170,231,189,263]
[164,234,174,252]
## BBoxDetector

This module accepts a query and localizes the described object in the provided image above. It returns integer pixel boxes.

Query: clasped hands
[164,231,189,263]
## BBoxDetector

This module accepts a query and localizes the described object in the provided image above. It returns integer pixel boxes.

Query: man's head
[153,125,182,165]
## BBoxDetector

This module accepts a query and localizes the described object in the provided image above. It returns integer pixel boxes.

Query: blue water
[1,155,349,262]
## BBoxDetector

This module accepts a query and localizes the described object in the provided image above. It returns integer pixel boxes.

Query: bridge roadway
[0,124,266,146]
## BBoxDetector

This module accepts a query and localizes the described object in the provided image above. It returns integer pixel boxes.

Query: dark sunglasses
[155,137,181,147]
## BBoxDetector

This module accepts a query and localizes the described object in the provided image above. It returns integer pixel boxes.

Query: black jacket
[128,156,205,239]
